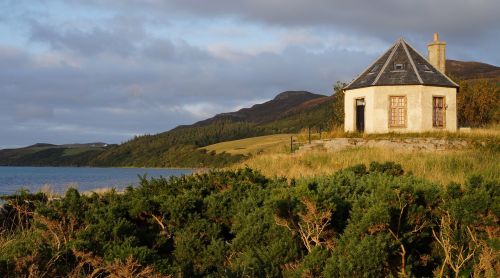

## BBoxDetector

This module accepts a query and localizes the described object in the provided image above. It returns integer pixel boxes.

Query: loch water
[0,166,192,195]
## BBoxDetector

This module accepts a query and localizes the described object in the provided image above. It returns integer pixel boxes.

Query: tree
[457,79,500,127]
[331,81,348,127]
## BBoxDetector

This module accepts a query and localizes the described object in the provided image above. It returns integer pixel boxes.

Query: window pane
[389,96,406,127]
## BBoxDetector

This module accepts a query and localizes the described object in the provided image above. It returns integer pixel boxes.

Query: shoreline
[0,165,198,170]
[0,167,199,197]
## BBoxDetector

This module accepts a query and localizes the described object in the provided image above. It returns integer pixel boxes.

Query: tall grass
[295,124,500,143]
[236,145,499,184]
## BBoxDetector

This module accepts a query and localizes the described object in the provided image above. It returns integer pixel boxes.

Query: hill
[446,59,500,81]
[193,91,325,126]
[89,91,336,167]
[0,91,335,167]
[0,143,111,167]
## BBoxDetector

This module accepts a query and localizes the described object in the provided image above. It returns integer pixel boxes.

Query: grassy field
[235,146,498,184]
[229,127,500,185]
[202,134,295,155]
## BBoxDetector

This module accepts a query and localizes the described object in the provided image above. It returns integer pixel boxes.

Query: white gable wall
[344,85,457,133]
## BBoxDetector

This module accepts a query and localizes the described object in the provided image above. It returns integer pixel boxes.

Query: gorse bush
[0,163,498,277]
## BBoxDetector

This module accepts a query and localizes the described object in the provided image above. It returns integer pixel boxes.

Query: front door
[433,97,445,128]
[356,98,365,132]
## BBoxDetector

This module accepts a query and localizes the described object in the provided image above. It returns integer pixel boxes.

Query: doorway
[356,98,365,132]
[433,97,445,128]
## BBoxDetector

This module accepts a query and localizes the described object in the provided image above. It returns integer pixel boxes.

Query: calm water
[0,166,192,195]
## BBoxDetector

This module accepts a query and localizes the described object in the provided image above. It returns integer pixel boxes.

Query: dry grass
[296,125,500,142]
[223,126,499,185]
[202,134,295,155]
[235,146,499,185]
[81,187,120,196]
[37,184,59,199]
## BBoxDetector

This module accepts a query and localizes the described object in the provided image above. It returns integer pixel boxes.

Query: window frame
[388,96,407,128]
[394,63,404,70]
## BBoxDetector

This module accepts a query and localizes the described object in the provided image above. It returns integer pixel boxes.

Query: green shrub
[0,164,498,277]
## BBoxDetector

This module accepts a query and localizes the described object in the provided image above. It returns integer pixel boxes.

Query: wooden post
[290,136,293,153]
[308,126,311,144]
[319,126,322,139]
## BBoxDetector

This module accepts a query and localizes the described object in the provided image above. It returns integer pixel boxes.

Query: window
[394,63,404,70]
[433,97,446,128]
[389,96,407,128]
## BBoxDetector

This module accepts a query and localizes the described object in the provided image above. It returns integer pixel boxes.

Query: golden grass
[235,146,499,185]
[296,125,500,142]
[81,187,120,196]
[37,184,59,199]
[202,134,296,155]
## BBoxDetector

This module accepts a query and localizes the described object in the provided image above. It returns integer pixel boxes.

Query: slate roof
[344,38,459,90]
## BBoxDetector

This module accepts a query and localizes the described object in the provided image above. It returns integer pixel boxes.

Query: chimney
[427,32,446,73]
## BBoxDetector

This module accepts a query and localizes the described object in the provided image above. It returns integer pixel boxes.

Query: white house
[343,33,458,133]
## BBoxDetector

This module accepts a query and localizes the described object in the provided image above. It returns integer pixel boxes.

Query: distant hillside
[0,143,111,167]
[26,142,109,148]
[90,91,333,167]
[192,91,325,126]
[0,91,334,167]
[446,60,500,81]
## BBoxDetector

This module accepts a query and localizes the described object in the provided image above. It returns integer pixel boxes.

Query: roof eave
[344,83,459,91]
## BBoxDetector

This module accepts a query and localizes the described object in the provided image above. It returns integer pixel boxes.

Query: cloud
[29,18,144,57]
[61,0,500,63]
[0,34,372,148]
[74,1,500,40]
[15,104,54,121]
[0,0,499,148]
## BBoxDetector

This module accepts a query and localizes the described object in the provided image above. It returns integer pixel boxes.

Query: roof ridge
[401,39,423,84]
[372,39,400,85]
[343,39,400,90]
[404,41,459,87]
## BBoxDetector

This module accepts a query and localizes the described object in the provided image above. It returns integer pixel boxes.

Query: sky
[1,0,499,148]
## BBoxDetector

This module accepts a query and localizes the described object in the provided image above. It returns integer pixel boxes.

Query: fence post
[290,136,293,153]
[308,126,311,144]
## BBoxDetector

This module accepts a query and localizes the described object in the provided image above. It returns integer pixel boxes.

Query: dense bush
[0,162,498,277]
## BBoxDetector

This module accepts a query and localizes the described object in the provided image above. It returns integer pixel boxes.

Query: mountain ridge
[191,91,325,127]
[446,59,499,81]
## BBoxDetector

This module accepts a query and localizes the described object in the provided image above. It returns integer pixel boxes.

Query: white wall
[344,85,457,133]
[344,87,374,132]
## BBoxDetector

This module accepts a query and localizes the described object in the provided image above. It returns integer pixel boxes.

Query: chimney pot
[433,32,439,42]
